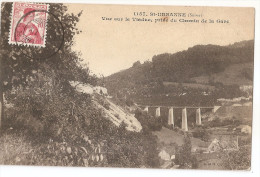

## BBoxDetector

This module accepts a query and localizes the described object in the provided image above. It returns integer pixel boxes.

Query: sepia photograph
[0,1,256,173]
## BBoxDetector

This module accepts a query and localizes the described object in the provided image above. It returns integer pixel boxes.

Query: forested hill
[105,40,254,106]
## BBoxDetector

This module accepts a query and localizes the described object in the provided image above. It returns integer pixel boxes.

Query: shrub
[192,127,210,142]
[134,109,162,132]
[221,146,251,170]
[3,72,161,168]
[103,102,110,110]
[96,95,110,110]
[0,133,32,165]
[208,117,242,128]
[114,113,120,119]
[125,98,134,107]
[175,134,198,169]
[86,117,160,168]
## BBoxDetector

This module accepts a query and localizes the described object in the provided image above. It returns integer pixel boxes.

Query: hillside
[191,62,253,85]
[93,97,142,132]
[69,81,142,131]
[105,40,254,106]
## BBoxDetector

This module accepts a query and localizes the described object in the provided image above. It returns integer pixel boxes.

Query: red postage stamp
[8,2,49,47]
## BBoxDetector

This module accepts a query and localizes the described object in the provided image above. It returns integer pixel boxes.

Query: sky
[67,4,255,76]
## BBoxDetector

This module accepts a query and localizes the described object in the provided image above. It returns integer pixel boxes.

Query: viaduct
[139,105,221,131]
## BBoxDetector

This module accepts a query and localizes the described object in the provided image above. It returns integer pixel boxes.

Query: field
[163,81,215,91]
[153,127,208,148]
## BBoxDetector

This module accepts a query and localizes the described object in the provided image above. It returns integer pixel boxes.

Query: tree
[1,3,77,90]
[175,134,198,169]
[221,146,251,170]
[0,3,94,129]
[132,61,141,67]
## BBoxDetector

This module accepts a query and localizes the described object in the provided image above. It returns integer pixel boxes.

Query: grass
[152,127,208,148]
[163,81,215,91]
[0,131,32,165]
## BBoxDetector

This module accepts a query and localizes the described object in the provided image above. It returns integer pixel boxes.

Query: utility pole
[236,136,239,150]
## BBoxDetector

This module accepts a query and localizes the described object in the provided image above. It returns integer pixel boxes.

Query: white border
[8,2,49,47]
[0,0,259,177]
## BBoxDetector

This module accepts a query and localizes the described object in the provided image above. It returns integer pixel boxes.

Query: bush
[221,146,251,170]
[134,109,162,132]
[0,131,107,167]
[125,98,134,107]
[175,134,198,169]
[86,116,160,168]
[0,133,32,165]
[192,127,210,142]
[96,94,110,110]
[4,89,161,168]
[208,117,242,128]
[3,70,161,168]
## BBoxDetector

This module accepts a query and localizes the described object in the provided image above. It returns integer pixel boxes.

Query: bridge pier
[156,107,161,117]
[137,105,220,130]
[168,107,174,128]
[182,108,188,131]
[196,108,201,125]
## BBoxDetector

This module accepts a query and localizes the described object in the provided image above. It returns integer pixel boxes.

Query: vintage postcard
[0,1,255,171]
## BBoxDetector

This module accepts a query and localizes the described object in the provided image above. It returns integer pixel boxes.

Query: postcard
[0,1,255,170]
